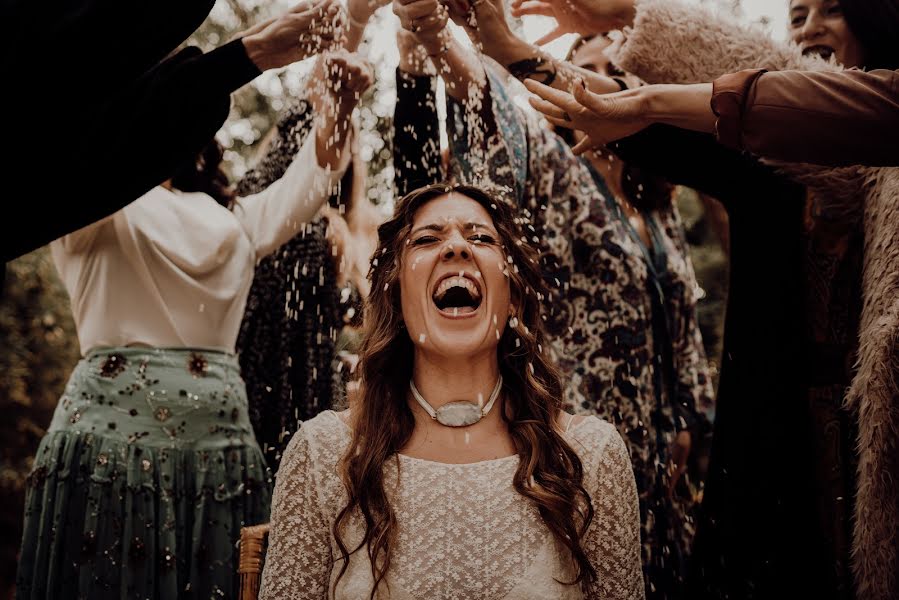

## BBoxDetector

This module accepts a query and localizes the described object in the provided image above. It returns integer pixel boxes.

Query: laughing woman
[259,183,645,600]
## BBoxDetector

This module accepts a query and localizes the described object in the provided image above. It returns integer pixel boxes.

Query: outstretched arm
[524,77,715,152]
[393,0,487,103]
[236,52,373,257]
[713,68,899,167]
[445,0,623,96]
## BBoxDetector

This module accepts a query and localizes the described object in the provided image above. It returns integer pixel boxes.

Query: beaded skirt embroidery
[16,347,272,600]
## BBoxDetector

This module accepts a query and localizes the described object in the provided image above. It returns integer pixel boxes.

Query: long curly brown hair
[332,183,597,596]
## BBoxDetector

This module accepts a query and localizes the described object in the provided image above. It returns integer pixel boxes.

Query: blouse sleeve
[259,425,333,599]
[584,429,645,600]
[233,130,350,258]
[52,213,116,253]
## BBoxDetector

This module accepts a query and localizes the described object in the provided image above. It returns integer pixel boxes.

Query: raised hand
[524,78,651,153]
[392,0,450,56]
[348,0,392,26]
[509,0,636,45]
[312,50,375,168]
[442,0,515,55]
[397,27,437,76]
[241,0,346,71]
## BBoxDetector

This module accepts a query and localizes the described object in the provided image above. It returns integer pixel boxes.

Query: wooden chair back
[238,523,271,600]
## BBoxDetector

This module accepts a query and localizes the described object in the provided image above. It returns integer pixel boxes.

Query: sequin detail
[187,352,208,378]
[99,353,128,378]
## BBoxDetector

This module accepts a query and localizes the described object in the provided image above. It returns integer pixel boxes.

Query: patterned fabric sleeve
[667,207,715,432]
[580,421,646,600]
[445,65,592,257]
[446,65,529,204]
[259,425,333,599]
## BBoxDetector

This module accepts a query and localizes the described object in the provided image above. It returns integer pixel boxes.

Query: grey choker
[409,375,503,427]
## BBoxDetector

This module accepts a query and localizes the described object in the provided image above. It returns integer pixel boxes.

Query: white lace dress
[259,411,645,599]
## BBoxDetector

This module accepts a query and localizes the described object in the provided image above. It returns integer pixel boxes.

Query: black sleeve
[393,68,442,196]
[2,41,261,261]
[3,0,215,97]
[237,99,316,196]
[611,125,804,213]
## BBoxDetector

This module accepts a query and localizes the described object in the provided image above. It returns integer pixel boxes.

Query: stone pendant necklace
[409,375,503,427]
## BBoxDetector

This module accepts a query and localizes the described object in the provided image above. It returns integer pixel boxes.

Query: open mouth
[802,45,835,60]
[432,274,482,316]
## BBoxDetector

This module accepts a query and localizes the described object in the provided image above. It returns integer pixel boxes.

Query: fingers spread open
[573,83,642,119]
[527,96,568,121]
[523,79,581,114]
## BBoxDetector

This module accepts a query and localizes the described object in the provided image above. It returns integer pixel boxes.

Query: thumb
[573,82,641,119]
[233,16,277,40]
[534,24,566,46]
[570,135,601,156]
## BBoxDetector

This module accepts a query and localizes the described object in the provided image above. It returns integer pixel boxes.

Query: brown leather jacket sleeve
[711,68,899,166]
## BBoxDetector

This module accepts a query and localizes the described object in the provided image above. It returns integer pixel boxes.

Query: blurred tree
[0,248,79,595]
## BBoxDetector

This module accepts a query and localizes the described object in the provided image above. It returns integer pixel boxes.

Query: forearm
[237,131,349,257]
[482,32,620,95]
[344,21,367,53]
[644,83,716,134]
[315,101,356,170]
[429,34,487,103]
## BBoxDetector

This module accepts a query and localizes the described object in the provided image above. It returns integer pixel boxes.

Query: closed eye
[470,234,497,245]
[411,235,439,246]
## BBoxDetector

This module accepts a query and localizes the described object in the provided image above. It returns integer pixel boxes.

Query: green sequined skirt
[16,348,272,600]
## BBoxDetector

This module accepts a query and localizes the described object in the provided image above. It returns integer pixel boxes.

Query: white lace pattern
[259,411,644,599]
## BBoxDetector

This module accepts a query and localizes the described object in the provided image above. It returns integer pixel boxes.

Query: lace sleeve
[259,425,333,599]
[583,428,645,600]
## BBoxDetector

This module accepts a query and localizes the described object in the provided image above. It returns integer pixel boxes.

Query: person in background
[15,48,371,599]
[518,0,899,597]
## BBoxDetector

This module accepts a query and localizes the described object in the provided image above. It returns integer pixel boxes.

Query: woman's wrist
[644,83,716,134]
[315,101,356,169]
[477,29,525,66]
[422,30,451,58]
[399,45,437,76]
